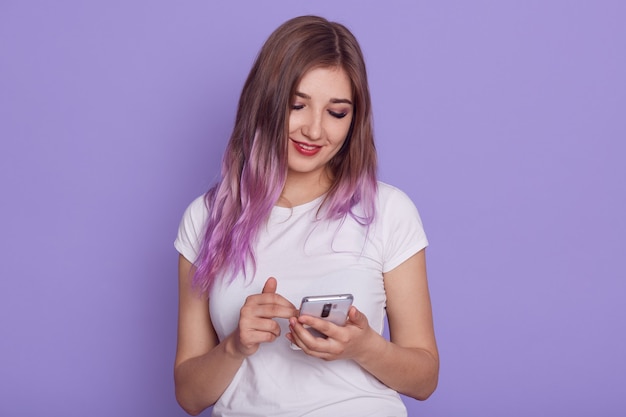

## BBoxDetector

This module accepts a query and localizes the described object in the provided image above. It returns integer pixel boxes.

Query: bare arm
[174,255,243,415]
[288,249,439,400]
[174,255,297,415]
[358,249,439,399]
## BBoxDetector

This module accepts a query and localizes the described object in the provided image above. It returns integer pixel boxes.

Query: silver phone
[298,294,354,339]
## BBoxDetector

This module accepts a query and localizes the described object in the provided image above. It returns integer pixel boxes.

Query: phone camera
[321,303,332,318]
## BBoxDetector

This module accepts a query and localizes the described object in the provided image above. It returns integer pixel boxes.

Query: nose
[302,111,323,141]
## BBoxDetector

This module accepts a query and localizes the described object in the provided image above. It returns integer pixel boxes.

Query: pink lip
[290,138,321,156]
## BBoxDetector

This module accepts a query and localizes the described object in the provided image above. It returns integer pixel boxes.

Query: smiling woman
[173,15,438,417]
[284,67,354,205]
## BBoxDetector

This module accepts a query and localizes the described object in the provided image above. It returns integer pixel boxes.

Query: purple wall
[1,1,624,415]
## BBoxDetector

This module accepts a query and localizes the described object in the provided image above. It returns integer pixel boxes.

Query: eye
[291,104,304,111]
[329,110,348,119]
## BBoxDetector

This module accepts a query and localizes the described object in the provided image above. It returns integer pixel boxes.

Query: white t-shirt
[175,182,428,417]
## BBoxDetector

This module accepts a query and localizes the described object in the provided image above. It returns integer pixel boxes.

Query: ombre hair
[193,15,378,293]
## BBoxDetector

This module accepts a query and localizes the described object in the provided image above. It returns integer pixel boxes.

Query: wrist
[223,333,246,361]
[354,328,387,366]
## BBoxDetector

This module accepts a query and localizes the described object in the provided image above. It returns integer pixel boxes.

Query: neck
[277,169,332,207]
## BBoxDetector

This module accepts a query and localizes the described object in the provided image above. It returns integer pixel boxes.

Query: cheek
[329,129,349,154]
[331,120,352,144]
[287,113,299,134]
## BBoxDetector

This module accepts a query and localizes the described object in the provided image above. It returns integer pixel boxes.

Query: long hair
[193,15,378,293]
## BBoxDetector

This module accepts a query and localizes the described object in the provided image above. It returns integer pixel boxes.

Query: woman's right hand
[231,277,297,357]
[175,264,297,414]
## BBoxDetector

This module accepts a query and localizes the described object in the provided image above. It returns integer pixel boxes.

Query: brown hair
[229,14,375,197]
[195,16,377,291]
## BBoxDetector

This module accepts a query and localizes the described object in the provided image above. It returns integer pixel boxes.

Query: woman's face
[287,66,353,182]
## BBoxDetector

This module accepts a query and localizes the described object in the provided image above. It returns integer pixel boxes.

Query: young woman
[174,15,438,416]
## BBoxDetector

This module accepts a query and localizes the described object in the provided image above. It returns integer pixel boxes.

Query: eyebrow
[295,91,353,105]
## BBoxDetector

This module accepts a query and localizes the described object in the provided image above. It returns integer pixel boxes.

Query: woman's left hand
[287,306,382,362]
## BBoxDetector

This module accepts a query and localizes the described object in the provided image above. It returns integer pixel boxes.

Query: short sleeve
[174,195,209,264]
[378,184,429,273]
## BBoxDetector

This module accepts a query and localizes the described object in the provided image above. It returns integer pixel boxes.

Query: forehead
[296,66,353,99]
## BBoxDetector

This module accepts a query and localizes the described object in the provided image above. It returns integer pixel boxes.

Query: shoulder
[375,181,420,217]
[184,194,209,221]
[376,181,409,199]
[373,182,428,272]
[178,194,210,233]
[174,194,210,263]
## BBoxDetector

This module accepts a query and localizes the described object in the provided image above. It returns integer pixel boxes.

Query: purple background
[1,1,624,416]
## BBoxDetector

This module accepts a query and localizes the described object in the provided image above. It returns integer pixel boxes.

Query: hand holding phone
[290,294,353,349]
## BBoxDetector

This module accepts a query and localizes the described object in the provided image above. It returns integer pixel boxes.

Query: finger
[241,302,297,321]
[347,306,367,328]
[239,328,280,351]
[262,277,277,294]
[297,315,336,337]
[243,318,282,337]
[288,319,310,350]
[291,317,326,347]
[289,319,333,358]
[248,292,297,309]
[259,303,299,319]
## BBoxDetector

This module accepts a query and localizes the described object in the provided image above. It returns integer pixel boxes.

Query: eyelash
[290,105,348,119]
[329,111,348,119]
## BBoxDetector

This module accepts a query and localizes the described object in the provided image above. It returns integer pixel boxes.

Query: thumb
[348,306,368,327]
[262,277,277,294]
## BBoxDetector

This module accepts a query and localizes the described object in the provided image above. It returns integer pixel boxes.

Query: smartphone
[297,294,354,339]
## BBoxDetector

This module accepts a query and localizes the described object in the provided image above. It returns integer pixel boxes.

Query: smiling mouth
[291,138,321,155]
